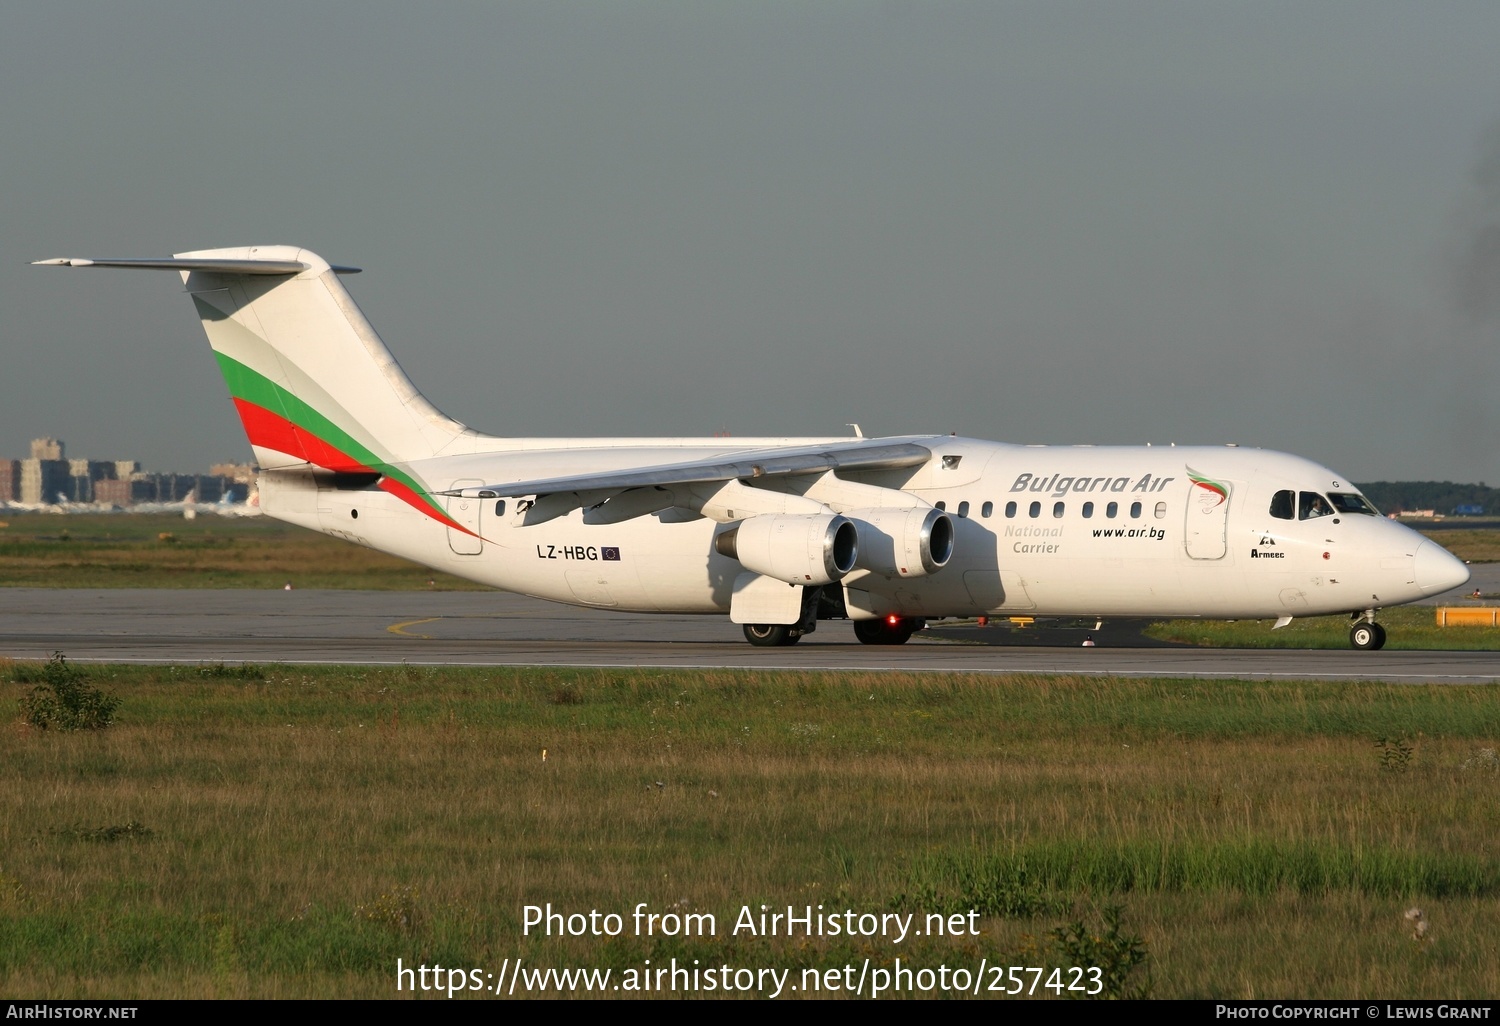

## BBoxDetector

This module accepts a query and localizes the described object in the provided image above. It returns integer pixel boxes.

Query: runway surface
[1,588,1497,683]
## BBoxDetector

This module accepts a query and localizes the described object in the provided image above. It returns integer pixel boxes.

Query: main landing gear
[743,623,801,647]
[742,586,834,646]
[1349,610,1387,651]
[853,616,924,646]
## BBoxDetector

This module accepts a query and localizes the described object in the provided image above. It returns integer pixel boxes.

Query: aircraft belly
[1000,557,1184,616]
[267,474,723,612]
[960,570,1034,611]
[482,515,725,613]
[293,485,472,583]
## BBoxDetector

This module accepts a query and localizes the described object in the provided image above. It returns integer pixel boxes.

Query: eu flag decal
[601,546,621,561]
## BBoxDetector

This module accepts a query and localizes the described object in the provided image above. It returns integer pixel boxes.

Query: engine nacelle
[846,506,954,577]
[714,514,859,586]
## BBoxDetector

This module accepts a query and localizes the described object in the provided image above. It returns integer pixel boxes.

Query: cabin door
[1183,472,1231,560]
[446,479,484,555]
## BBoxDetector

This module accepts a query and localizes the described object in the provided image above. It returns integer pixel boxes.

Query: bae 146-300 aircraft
[37,246,1470,649]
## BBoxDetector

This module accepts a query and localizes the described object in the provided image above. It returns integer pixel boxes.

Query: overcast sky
[4,2,1500,485]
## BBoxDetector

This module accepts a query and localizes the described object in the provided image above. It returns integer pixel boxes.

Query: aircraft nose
[1415,540,1470,596]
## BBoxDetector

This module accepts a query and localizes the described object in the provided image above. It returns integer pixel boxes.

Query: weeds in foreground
[355,886,423,936]
[892,854,1066,919]
[1405,907,1430,945]
[51,822,153,844]
[16,653,119,731]
[193,662,265,680]
[1052,905,1152,999]
[1376,733,1416,773]
[1461,747,1500,773]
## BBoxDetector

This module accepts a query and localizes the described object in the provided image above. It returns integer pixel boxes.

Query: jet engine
[846,506,954,577]
[714,513,859,585]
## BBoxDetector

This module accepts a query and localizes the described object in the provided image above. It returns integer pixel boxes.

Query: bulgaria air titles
[1009,472,1177,497]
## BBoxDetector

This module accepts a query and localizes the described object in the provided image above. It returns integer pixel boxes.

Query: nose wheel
[1349,620,1386,651]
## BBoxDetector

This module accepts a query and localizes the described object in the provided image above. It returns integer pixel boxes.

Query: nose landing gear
[1349,610,1387,651]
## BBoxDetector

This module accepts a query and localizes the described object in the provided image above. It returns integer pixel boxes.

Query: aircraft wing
[432,438,936,498]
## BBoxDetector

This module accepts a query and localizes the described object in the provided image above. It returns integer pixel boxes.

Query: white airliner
[37,246,1470,650]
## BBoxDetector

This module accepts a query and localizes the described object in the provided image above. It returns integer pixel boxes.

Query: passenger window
[494,500,506,516]
[1029,501,1041,518]
[1082,501,1094,518]
[1299,492,1333,520]
[981,501,993,518]
[1130,501,1142,518]
[1053,501,1065,518]
[1269,490,1294,520]
[1005,501,1017,518]
[935,501,946,512]
[957,501,970,518]
[1106,501,1118,519]
[1154,501,1167,519]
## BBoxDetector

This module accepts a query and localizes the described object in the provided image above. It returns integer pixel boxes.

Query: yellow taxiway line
[386,617,440,639]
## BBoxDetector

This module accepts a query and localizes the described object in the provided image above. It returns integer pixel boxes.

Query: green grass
[1145,605,1500,650]
[3,662,1499,998]
[1411,523,1500,563]
[0,513,483,589]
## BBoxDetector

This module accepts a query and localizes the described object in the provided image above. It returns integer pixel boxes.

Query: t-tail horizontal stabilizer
[32,257,361,275]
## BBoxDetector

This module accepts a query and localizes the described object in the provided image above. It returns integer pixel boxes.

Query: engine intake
[846,506,954,577]
[714,513,859,585]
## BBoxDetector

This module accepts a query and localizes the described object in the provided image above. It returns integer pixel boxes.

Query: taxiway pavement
[1,588,1496,683]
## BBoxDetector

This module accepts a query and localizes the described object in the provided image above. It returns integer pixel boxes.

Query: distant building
[20,458,70,504]
[30,438,63,460]
[93,479,133,507]
[119,473,230,504]
[0,459,18,503]
[209,462,256,485]
[67,459,118,503]
[0,436,253,509]
[1453,503,1485,516]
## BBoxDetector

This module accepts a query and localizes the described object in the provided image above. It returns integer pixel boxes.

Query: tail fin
[37,245,493,531]
[37,246,476,471]
[174,246,475,471]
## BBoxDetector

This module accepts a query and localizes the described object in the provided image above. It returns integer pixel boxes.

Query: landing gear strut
[742,586,824,646]
[1349,610,1386,651]
[854,617,923,645]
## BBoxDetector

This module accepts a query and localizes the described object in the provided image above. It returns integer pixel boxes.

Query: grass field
[0,513,482,590]
[1397,519,1500,564]
[4,661,1499,999]
[1145,605,1500,650]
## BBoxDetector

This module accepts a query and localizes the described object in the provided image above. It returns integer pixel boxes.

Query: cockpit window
[1299,491,1334,520]
[1327,492,1379,516]
[1269,490,1294,520]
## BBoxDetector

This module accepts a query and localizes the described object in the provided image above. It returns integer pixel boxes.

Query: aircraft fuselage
[260,437,1465,623]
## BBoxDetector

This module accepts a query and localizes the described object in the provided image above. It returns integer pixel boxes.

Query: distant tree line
[1354,482,1497,515]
